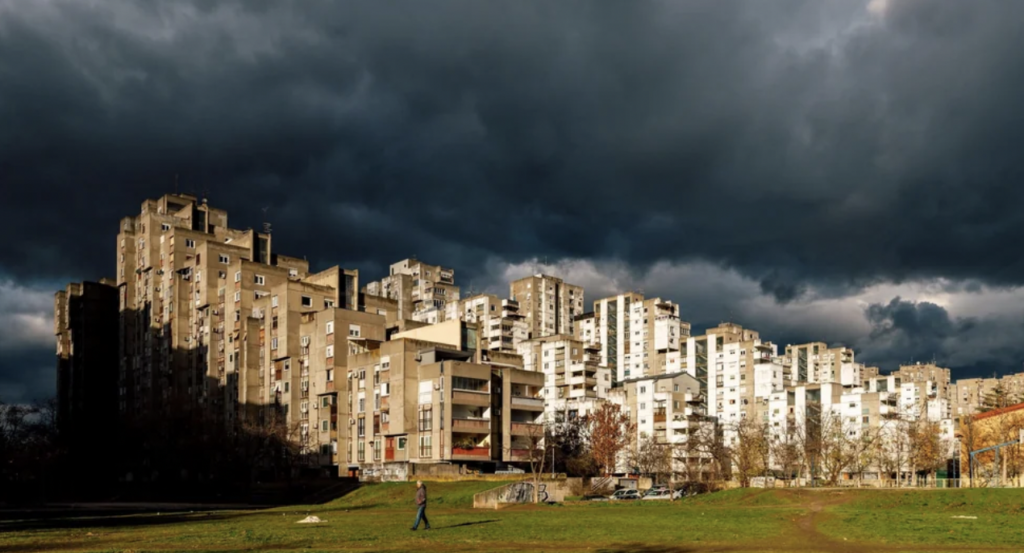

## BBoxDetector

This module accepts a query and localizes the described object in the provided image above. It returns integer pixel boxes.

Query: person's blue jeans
[412,504,430,529]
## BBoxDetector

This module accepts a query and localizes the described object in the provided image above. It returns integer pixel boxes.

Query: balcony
[508,448,535,461]
[510,422,543,436]
[451,447,490,459]
[653,410,667,423]
[452,418,491,433]
[511,396,545,411]
[452,390,490,407]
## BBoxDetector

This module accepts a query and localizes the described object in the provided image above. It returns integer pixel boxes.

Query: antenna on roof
[261,207,272,235]
[201,185,210,204]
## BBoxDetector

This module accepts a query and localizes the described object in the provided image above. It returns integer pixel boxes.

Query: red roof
[972,401,1024,422]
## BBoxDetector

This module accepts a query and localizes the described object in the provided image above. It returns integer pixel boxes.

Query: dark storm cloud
[4,0,1024,399]
[859,296,1024,378]
[2,0,1024,297]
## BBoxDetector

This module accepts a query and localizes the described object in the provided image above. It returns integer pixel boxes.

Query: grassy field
[2,482,1024,552]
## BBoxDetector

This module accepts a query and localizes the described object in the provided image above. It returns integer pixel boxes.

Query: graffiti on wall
[499,481,548,503]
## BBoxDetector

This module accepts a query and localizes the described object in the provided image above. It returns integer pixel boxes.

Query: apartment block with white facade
[581,293,691,385]
[444,294,529,353]
[516,335,611,420]
[610,372,712,475]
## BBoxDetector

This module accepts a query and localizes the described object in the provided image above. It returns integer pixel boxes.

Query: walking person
[411,480,431,531]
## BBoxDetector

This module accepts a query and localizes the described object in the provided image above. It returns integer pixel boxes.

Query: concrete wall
[473,477,580,509]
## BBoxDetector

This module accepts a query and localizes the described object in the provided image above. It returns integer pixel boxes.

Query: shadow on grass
[435,519,499,530]
[597,545,708,553]
[0,510,252,532]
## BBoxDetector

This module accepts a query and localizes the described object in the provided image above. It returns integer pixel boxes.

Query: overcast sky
[4,0,1024,403]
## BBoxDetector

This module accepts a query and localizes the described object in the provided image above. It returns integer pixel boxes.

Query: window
[322,420,329,432]
[289,268,299,278]
[234,291,241,302]
[640,386,646,394]
[349,324,361,337]
[234,271,241,282]
[326,369,334,381]
[301,296,313,307]
[419,408,432,431]
[419,435,432,458]
[325,299,335,308]
[162,223,171,231]
[254,274,265,285]
[271,337,278,350]
[284,382,290,392]
[322,396,331,408]
[271,295,278,308]
[398,437,407,450]
[358,397,365,412]
[326,345,334,358]
[219,254,229,264]
[326,321,334,335]
[185,239,196,249]
[357,418,365,437]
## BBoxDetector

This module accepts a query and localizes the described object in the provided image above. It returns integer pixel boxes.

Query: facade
[610,372,711,475]
[364,258,460,324]
[509,274,583,340]
[444,294,530,352]
[516,335,612,419]
[582,293,691,384]
[783,342,862,386]
[344,324,545,480]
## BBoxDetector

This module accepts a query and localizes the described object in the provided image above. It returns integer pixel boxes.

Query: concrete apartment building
[509,274,584,339]
[612,372,705,441]
[343,320,545,480]
[444,294,530,353]
[783,342,863,386]
[109,193,386,476]
[516,335,612,419]
[364,258,460,324]
[580,293,691,385]
[55,280,120,442]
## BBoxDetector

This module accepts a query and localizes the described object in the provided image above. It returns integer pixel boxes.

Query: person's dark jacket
[416,486,427,506]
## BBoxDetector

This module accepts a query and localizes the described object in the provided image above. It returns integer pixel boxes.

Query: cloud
[0,280,57,404]
[2,1,1024,394]
[0,0,1022,297]
[0,281,55,351]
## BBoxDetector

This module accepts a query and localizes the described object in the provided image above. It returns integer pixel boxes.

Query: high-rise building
[516,335,611,419]
[509,274,583,339]
[444,294,529,352]
[580,293,690,384]
[111,193,372,474]
[363,258,460,324]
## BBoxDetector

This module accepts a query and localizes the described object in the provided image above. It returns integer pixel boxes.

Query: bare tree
[504,422,549,503]
[628,433,671,484]
[729,419,768,488]
[770,421,804,487]
[817,410,857,486]
[848,426,879,487]
[587,403,635,476]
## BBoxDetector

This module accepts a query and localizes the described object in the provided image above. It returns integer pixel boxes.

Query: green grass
[818,488,1024,548]
[3,484,1024,552]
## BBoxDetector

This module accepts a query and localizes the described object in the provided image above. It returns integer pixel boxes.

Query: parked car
[610,489,641,501]
[642,488,673,500]
[674,482,713,498]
